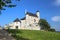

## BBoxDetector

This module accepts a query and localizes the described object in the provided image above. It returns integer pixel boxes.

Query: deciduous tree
[39,19,50,31]
[0,0,20,14]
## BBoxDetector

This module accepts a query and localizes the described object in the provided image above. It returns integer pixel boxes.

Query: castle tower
[36,11,40,19]
[25,9,27,14]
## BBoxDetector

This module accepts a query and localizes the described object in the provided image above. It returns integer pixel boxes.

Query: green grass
[7,29,60,40]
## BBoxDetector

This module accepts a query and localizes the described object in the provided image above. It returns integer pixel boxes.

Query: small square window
[34,19,36,22]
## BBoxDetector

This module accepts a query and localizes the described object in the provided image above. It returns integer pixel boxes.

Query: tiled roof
[20,12,38,20]
[26,12,38,17]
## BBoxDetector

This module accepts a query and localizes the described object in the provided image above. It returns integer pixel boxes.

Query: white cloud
[51,16,60,22]
[54,0,60,6]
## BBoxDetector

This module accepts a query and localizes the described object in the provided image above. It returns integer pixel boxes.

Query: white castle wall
[4,11,40,30]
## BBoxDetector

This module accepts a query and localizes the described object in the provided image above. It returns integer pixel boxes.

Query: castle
[4,11,41,30]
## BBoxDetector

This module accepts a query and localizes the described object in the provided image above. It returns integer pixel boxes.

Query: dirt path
[0,29,16,40]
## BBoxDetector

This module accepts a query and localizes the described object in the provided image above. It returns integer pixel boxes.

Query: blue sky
[0,0,60,31]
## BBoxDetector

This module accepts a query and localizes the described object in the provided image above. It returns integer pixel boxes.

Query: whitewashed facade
[4,11,41,30]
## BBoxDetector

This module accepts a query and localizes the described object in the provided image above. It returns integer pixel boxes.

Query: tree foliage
[39,19,56,32]
[39,19,51,31]
[0,0,20,14]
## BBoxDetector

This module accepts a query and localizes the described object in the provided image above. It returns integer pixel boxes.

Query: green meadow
[7,29,60,40]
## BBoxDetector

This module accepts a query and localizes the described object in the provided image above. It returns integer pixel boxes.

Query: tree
[39,19,51,31]
[49,28,55,32]
[0,0,20,14]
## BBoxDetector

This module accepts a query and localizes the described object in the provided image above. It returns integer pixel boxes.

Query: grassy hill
[7,29,60,40]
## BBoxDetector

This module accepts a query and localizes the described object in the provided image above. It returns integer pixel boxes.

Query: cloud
[54,0,60,6]
[51,16,60,22]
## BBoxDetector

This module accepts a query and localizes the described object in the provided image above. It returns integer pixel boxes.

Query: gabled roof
[26,12,38,17]
[13,18,21,23]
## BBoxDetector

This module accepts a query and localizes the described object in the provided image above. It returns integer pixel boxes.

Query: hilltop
[7,30,60,40]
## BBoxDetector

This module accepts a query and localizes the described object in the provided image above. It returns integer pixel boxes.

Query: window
[34,19,36,22]
[36,25,38,26]
[29,24,32,26]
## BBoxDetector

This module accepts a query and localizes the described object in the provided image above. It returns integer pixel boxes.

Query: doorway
[16,26,18,29]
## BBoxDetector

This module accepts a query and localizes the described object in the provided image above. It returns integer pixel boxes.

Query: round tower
[36,11,40,19]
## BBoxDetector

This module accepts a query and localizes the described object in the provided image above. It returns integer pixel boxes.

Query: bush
[48,28,55,32]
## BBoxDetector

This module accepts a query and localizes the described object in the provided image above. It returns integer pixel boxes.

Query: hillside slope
[7,30,60,40]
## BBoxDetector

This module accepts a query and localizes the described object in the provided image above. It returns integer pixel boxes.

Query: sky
[0,0,60,31]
